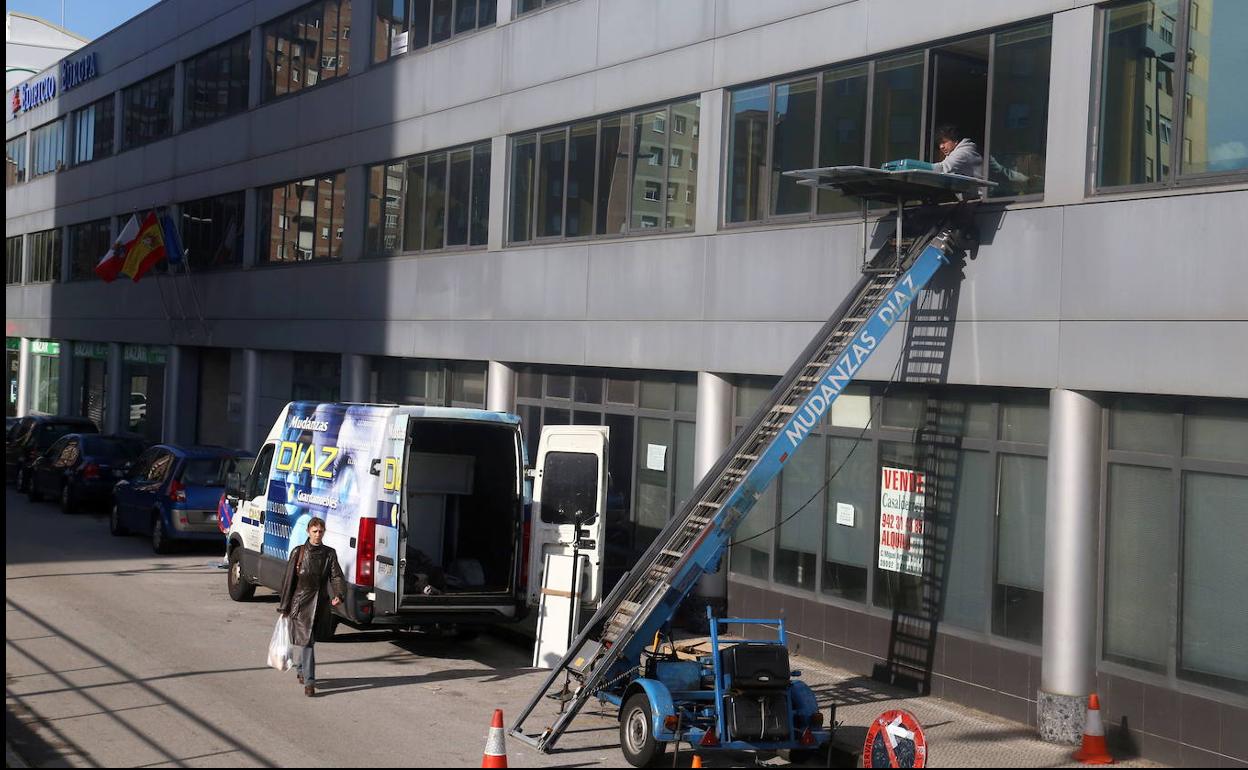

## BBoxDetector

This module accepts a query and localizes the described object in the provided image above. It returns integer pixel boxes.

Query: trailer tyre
[620,693,666,768]
[227,546,256,601]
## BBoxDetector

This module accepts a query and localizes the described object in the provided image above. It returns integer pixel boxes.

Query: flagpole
[144,207,180,340]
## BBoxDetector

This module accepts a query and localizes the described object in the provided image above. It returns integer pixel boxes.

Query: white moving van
[224,401,608,639]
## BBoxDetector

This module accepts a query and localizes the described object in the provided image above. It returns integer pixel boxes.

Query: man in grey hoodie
[932,124,984,177]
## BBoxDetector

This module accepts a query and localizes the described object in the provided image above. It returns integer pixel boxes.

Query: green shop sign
[73,342,110,360]
[6,338,19,352]
[123,344,167,366]
[31,340,61,356]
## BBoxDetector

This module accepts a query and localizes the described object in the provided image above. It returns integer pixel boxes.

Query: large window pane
[631,110,666,230]
[31,120,65,177]
[537,131,566,237]
[424,155,447,250]
[180,191,245,270]
[373,0,408,63]
[72,96,114,165]
[1184,400,1248,460]
[7,136,28,186]
[566,122,596,237]
[988,23,1052,196]
[818,64,868,215]
[1098,1,1180,186]
[871,52,925,167]
[667,99,698,229]
[1110,398,1175,453]
[941,450,993,630]
[596,115,630,235]
[1180,472,1248,687]
[777,433,824,590]
[823,436,873,602]
[510,135,536,242]
[431,0,453,44]
[635,417,671,550]
[1104,464,1175,670]
[122,69,173,149]
[68,220,111,281]
[993,453,1046,643]
[1179,0,1248,175]
[771,78,817,216]
[184,34,250,129]
[727,85,769,223]
[446,148,472,247]
[731,479,775,580]
[404,158,427,252]
[470,143,491,246]
[1000,394,1049,444]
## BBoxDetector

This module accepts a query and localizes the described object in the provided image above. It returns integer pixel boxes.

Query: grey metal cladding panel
[586,237,707,321]
[583,321,714,371]
[1057,321,1248,398]
[501,0,600,94]
[172,113,255,180]
[712,1,869,89]
[591,42,716,118]
[171,1,254,59]
[1060,191,1247,321]
[594,0,717,70]
[703,225,863,321]
[249,98,304,159]
[499,72,599,136]
[457,246,591,321]
[713,0,857,38]
[959,206,1063,322]
[700,321,826,375]
[863,0,1071,54]
[419,31,506,116]
[386,319,587,363]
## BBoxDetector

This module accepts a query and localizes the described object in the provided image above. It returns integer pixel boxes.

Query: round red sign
[862,709,927,768]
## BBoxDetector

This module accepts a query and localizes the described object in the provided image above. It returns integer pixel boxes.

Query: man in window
[932,124,983,177]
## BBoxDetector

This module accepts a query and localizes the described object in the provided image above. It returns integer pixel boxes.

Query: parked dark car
[110,445,255,554]
[6,416,100,491]
[27,433,149,513]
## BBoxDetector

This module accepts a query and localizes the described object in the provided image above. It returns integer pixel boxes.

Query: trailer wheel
[620,693,666,767]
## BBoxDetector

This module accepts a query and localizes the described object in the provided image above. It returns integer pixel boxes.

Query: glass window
[67,219,112,281]
[184,34,250,129]
[1184,400,1248,460]
[6,136,27,186]
[727,85,769,223]
[822,436,873,602]
[450,365,486,405]
[634,417,672,547]
[373,0,408,63]
[291,353,341,401]
[470,143,491,246]
[27,229,62,284]
[993,453,1047,643]
[540,451,600,524]
[262,0,351,101]
[1104,464,1175,670]
[517,0,567,15]
[510,134,536,242]
[1180,471,1248,687]
[402,158,427,252]
[260,172,347,263]
[817,64,869,215]
[126,359,165,441]
[424,155,447,250]
[6,237,22,285]
[30,119,66,178]
[567,121,596,237]
[667,100,698,229]
[431,0,453,44]
[871,52,925,168]
[771,78,818,216]
[596,115,629,235]
[537,131,566,237]
[1110,398,1176,453]
[941,450,994,630]
[732,473,775,580]
[31,350,61,415]
[180,191,245,270]
[1180,0,1248,175]
[1000,393,1049,444]
[71,96,115,165]
[988,23,1052,196]
[446,148,472,247]
[122,69,175,150]
[776,433,824,589]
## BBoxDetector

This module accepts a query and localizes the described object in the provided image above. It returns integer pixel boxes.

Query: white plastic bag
[267,615,293,671]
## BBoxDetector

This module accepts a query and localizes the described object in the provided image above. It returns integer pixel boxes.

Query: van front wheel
[227,547,255,601]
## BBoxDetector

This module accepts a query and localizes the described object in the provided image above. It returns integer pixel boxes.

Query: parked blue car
[110,444,255,553]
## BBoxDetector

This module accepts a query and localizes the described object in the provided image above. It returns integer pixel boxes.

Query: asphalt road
[5,487,641,768]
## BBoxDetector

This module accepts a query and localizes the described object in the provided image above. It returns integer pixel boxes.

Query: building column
[694,89,725,237]
[247,27,264,109]
[486,361,516,413]
[341,353,370,402]
[105,343,126,434]
[349,0,375,76]
[242,188,259,268]
[487,135,508,251]
[241,349,262,450]
[340,165,367,262]
[163,346,200,444]
[1038,388,1102,744]
[171,61,186,134]
[15,338,32,417]
[59,225,72,283]
[57,341,74,416]
[694,372,733,608]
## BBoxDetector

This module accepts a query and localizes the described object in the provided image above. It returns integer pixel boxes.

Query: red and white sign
[862,709,927,768]
[877,466,926,576]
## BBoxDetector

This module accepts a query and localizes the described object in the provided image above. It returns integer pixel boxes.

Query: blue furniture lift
[509,166,994,756]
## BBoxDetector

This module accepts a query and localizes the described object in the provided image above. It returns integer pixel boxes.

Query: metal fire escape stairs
[509,166,992,754]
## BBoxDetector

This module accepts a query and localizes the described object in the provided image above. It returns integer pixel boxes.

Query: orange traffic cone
[1073,693,1114,765]
[482,708,508,768]
[690,755,702,768]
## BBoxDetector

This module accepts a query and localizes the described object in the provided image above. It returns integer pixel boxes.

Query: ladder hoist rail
[510,199,978,755]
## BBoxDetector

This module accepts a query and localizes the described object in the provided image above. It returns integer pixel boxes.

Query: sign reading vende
[878,466,926,576]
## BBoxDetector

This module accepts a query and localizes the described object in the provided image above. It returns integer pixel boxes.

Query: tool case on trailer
[721,643,791,689]
[724,691,790,741]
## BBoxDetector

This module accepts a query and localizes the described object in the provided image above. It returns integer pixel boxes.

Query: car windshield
[34,423,89,448]
[82,437,145,460]
[179,458,230,487]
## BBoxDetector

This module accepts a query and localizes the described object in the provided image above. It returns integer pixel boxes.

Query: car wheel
[619,693,666,768]
[227,546,256,601]
[60,483,77,514]
[151,513,174,554]
[109,504,128,536]
[26,472,42,502]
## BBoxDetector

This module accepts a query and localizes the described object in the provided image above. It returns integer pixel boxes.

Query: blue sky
[6,0,159,40]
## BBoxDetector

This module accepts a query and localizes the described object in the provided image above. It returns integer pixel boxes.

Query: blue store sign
[11,52,99,115]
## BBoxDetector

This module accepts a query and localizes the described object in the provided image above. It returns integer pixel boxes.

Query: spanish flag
[120,211,167,282]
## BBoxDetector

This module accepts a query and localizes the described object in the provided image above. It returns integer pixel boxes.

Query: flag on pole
[94,215,140,282]
[120,211,167,282]
[160,212,185,266]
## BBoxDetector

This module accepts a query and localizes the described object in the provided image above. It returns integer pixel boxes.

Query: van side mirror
[226,472,243,498]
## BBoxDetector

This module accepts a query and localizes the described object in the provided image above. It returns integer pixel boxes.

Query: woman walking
[277,517,346,697]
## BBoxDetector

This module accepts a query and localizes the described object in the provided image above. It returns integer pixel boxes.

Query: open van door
[526,426,609,610]
[373,413,409,617]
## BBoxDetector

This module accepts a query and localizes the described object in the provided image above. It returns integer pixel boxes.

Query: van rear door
[373,413,409,617]
[526,426,608,609]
